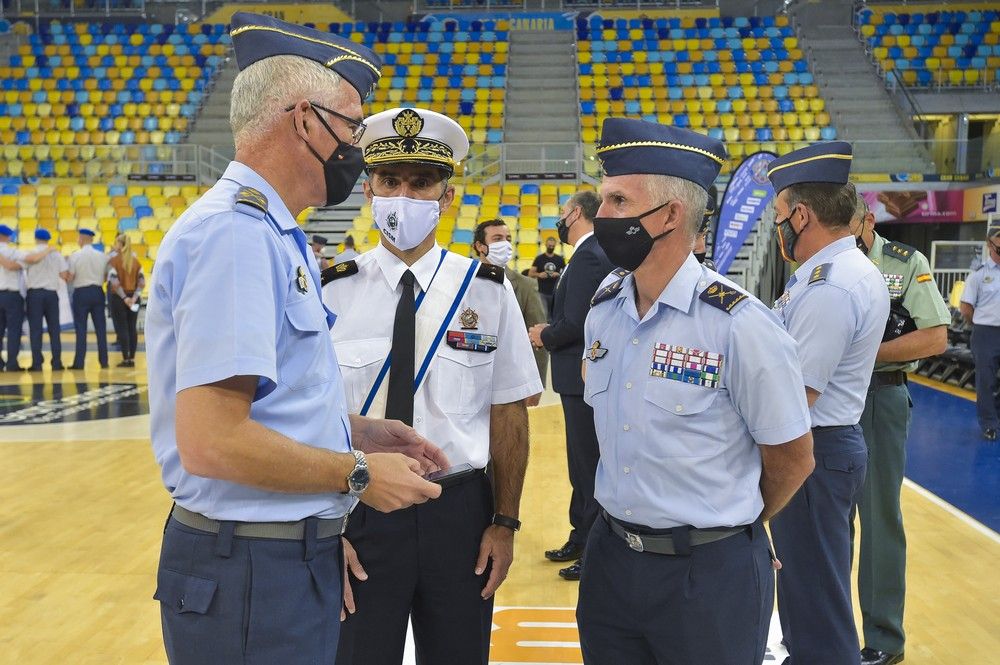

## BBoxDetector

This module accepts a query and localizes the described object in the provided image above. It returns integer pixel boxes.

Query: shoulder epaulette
[320,260,358,286]
[699,280,749,313]
[476,262,505,284]
[591,268,630,307]
[883,241,916,263]
[808,262,832,285]
[234,186,267,219]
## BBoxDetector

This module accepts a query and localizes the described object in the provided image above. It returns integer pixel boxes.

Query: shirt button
[625,382,632,389]
[623,466,631,474]
[415,416,422,424]
[632,338,639,345]
[675,405,683,413]
[623,424,631,431]
[625,509,633,516]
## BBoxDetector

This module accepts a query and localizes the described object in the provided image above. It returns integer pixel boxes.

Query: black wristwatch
[492,514,521,532]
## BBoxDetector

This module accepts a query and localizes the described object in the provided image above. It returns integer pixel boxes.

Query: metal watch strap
[347,449,368,497]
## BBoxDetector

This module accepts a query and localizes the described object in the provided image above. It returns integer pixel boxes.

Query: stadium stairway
[503,30,578,176]
[793,4,934,173]
[302,191,365,253]
[185,53,237,158]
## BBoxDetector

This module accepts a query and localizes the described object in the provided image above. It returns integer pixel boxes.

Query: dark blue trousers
[971,324,1000,433]
[577,515,773,665]
[0,290,24,370]
[156,516,344,665]
[771,425,868,665]
[26,287,61,369]
[71,285,108,367]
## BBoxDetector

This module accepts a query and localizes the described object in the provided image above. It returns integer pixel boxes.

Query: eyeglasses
[285,101,366,145]
[989,240,1000,254]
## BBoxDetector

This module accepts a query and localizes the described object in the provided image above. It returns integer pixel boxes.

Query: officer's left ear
[439,183,456,211]
[289,99,313,142]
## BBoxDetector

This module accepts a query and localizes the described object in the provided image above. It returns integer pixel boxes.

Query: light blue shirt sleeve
[172,212,282,393]
[784,283,855,394]
[728,305,811,445]
[961,270,980,306]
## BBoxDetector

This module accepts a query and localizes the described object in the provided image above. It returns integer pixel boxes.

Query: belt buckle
[625,531,644,553]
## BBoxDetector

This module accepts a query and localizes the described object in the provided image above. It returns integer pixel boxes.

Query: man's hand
[528,323,548,349]
[475,525,515,599]
[349,414,448,474]
[526,393,541,407]
[361,453,442,513]
[340,537,368,621]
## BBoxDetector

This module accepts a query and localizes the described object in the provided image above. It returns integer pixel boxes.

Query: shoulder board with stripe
[591,268,630,307]
[699,280,749,313]
[808,262,832,285]
[234,186,267,219]
[320,260,358,286]
[476,263,505,284]
[883,241,916,263]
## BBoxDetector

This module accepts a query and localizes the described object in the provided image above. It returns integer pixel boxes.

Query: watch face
[349,467,370,493]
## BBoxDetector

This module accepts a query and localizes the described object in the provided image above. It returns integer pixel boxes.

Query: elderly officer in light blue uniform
[960,226,1000,441]
[767,142,890,665]
[576,118,816,665]
[0,224,26,371]
[145,14,447,665]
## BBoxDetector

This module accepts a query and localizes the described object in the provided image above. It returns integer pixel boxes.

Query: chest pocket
[279,292,335,391]
[433,344,494,416]
[583,362,612,441]
[643,380,723,457]
[335,337,390,414]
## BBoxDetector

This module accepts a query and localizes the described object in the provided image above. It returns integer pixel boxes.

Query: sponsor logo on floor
[0,382,148,425]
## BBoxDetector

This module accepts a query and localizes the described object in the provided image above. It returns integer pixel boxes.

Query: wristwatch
[492,514,521,532]
[346,450,370,498]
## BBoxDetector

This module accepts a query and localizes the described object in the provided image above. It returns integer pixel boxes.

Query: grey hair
[852,192,869,222]
[230,55,347,150]
[643,174,708,236]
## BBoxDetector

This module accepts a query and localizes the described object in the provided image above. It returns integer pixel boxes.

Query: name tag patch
[651,344,722,388]
[447,331,497,353]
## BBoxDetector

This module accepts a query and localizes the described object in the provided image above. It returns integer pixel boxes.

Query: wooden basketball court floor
[1,356,998,664]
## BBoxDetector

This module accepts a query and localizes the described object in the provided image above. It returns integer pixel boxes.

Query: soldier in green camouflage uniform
[850,196,952,665]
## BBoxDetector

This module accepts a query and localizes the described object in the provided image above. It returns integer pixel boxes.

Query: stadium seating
[321,19,508,146]
[857,7,1000,87]
[576,14,836,175]
[0,181,209,288]
[0,20,228,178]
[346,181,596,271]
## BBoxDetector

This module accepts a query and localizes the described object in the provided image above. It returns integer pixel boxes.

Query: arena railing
[0,0,145,19]
[930,239,989,303]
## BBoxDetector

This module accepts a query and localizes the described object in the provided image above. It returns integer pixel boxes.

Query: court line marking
[908,373,975,402]
[903,477,1000,543]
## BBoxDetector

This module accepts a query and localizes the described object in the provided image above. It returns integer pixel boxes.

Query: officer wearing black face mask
[146,14,445,665]
[694,188,717,270]
[578,118,815,665]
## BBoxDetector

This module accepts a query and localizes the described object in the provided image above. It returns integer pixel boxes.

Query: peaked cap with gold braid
[358,107,470,177]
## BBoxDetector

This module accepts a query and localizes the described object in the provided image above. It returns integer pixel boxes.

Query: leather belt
[601,510,746,555]
[872,370,907,387]
[171,504,347,540]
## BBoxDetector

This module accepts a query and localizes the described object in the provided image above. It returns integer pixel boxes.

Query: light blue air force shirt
[146,161,354,521]
[583,254,812,529]
[773,235,890,427]
[961,257,1000,326]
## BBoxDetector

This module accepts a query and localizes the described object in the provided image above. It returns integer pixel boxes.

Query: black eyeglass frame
[285,101,366,145]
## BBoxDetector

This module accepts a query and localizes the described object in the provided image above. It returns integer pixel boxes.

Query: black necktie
[385,269,416,425]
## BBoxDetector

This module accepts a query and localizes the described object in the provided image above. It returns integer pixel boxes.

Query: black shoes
[69,365,85,370]
[558,559,582,581]
[984,428,998,441]
[861,648,904,665]
[545,541,584,562]
[27,366,43,372]
[117,359,135,368]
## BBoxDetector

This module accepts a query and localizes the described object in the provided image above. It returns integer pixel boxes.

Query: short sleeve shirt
[532,252,565,295]
[961,258,1000,326]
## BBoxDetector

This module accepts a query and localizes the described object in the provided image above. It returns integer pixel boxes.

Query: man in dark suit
[528,190,614,580]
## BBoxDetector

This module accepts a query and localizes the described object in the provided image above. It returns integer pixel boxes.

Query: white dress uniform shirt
[67,245,110,288]
[584,255,812,529]
[773,235,890,427]
[0,241,24,291]
[961,257,1000,326]
[24,247,68,290]
[323,243,543,469]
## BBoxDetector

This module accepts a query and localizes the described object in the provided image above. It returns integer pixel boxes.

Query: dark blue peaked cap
[597,118,726,192]
[230,12,382,100]
[767,141,853,193]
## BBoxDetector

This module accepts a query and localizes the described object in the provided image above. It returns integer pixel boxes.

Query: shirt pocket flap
[644,380,720,416]
[584,363,611,399]
[438,342,494,368]
[823,451,861,473]
[284,296,326,334]
[153,568,218,615]
[336,338,390,369]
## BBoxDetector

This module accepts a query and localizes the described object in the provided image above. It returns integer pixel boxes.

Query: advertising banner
[862,190,966,224]
[713,151,776,274]
[962,183,1000,222]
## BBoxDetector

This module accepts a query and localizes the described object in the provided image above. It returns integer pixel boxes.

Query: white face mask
[372,196,440,251]
[483,240,513,267]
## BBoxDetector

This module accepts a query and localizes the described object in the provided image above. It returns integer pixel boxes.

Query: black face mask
[593,202,672,272]
[695,251,707,264]
[300,107,365,207]
[855,234,869,254]
[555,211,575,244]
